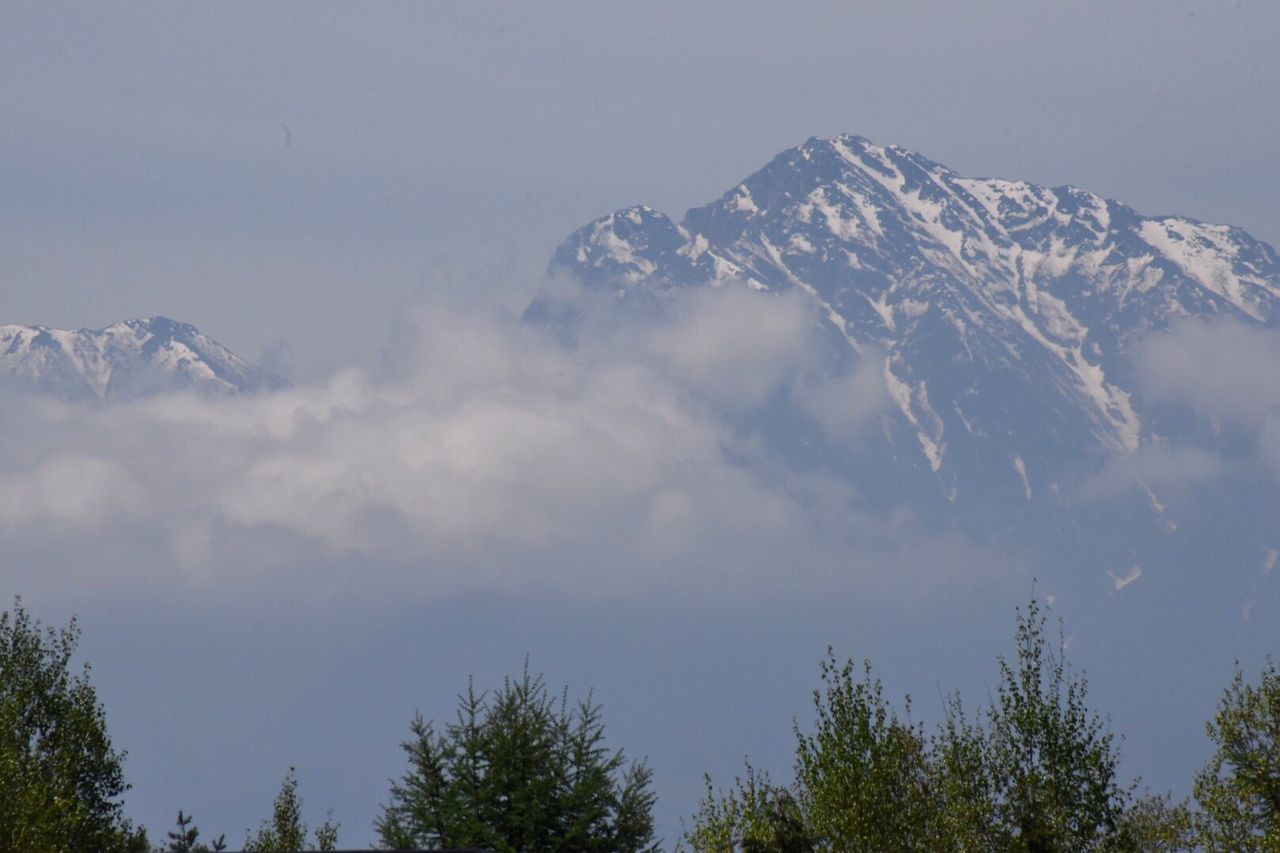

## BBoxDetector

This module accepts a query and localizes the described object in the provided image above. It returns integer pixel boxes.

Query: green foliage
[1115,793,1194,852]
[940,596,1132,851]
[244,768,338,852]
[685,597,1135,852]
[684,763,813,852]
[685,653,944,851]
[1193,659,1280,851]
[794,653,939,849]
[377,664,657,852]
[162,810,226,852]
[931,696,1001,848]
[0,597,147,852]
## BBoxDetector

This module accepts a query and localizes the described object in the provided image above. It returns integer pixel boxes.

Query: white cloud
[0,452,151,527]
[643,287,823,408]
[1134,318,1280,428]
[1126,318,1280,480]
[0,289,949,604]
[794,348,889,443]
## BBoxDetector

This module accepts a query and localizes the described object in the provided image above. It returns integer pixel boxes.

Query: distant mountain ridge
[0,317,287,400]
[533,134,1280,508]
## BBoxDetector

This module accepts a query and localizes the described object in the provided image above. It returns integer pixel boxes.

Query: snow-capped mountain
[0,317,287,401]
[533,134,1280,512]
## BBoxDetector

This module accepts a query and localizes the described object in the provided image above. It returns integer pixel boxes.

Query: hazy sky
[4,1,1278,376]
[3,3,1280,846]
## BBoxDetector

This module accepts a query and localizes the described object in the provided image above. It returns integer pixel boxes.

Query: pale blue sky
[3,1,1278,376]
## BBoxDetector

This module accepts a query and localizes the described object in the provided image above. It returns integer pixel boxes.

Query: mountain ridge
[534,133,1280,504]
[0,316,288,401]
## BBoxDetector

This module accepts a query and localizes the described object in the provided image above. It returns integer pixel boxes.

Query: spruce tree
[163,810,226,853]
[377,665,657,851]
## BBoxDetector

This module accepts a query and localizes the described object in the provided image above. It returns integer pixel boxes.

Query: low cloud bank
[6,302,1278,605]
[1,286,981,603]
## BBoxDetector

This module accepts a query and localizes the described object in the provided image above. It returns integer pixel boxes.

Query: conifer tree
[377,665,657,852]
[162,810,226,853]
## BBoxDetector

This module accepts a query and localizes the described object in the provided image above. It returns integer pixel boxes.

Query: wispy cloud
[1072,318,1280,500]
[1133,318,1280,430]
[1071,441,1225,502]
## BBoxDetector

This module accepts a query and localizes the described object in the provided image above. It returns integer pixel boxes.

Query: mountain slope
[535,134,1280,508]
[0,317,287,401]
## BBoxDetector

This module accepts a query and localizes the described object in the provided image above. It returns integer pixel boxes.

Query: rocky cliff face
[535,134,1279,505]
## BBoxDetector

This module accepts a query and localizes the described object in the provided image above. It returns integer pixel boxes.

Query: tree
[1114,793,1194,852]
[684,763,814,852]
[1193,659,1280,850]
[243,768,338,852]
[685,653,940,851]
[0,597,147,852]
[161,810,226,853]
[935,596,1132,851]
[793,653,940,848]
[685,597,1135,852]
[377,665,657,852]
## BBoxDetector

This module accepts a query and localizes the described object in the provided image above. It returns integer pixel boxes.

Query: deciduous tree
[1193,659,1280,850]
[0,598,146,852]
[686,597,1135,851]
[244,768,338,852]
[938,596,1132,851]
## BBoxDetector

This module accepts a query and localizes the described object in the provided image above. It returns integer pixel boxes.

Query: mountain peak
[534,134,1280,496]
[0,318,288,401]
